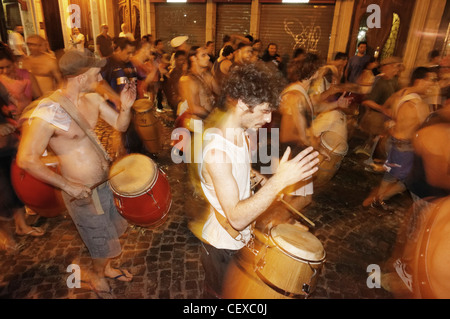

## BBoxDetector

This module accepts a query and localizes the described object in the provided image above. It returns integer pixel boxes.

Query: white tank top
[199,132,252,250]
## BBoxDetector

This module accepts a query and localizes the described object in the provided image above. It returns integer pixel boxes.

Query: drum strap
[213,209,241,239]
[47,91,112,163]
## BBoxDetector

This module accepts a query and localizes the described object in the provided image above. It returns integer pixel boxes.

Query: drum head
[270,224,325,262]
[109,154,157,196]
[321,131,348,155]
[133,99,154,113]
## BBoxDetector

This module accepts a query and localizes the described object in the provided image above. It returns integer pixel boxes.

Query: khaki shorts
[62,182,128,259]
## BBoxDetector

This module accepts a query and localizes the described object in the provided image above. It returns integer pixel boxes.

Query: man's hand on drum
[274,146,319,189]
[120,82,137,112]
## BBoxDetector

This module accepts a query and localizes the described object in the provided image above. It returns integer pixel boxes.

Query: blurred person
[206,41,216,65]
[382,109,450,297]
[16,49,136,296]
[346,41,371,83]
[362,67,436,210]
[308,52,353,142]
[211,45,234,91]
[357,56,378,95]
[261,42,283,72]
[8,25,27,61]
[278,53,332,210]
[355,56,402,165]
[101,37,137,104]
[230,42,253,71]
[280,53,322,149]
[153,39,167,111]
[292,47,306,63]
[141,34,153,47]
[286,47,306,81]
[130,41,159,100]
[0,43,41,117]
[251,39,262,62]
[162,50,187,115]
[100,37,138,156]
[119,23,135,42]
[22,35,62,95]
[70,28,85,52]
[96,24,113,58]
[0,81,44,253]
[198,62,319,298]
[170,36,189,70]
[178,46,216,128]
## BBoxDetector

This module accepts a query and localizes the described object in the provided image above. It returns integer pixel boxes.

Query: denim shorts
[383,138,414,182]
[62,182,128,259]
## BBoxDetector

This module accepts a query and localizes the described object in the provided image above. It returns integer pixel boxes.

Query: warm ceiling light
[167,0,187,2]
[282,0,309,3]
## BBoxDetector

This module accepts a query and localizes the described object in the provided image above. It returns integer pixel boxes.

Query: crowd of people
[0,22,450,299]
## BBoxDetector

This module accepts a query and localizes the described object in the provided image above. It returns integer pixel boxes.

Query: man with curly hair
[198,62,320,298]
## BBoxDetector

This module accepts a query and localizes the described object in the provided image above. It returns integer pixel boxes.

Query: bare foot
[104,267,133,282]
[15,226,45,237]
[88,275,113,299]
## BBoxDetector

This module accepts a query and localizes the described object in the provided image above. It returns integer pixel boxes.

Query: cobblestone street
[0,107,412,300]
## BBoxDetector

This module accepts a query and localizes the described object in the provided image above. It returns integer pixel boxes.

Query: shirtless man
[22,35,62,95]
[230,42,253,70]
[362,67,436,209]
[16,50,136,296]
[199,62,319,297]
[278,53,323,211]
[179,46,217,126]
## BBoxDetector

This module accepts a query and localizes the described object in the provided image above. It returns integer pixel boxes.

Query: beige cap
[170,36,188,48]
[380,56,402,66]
[59,49,106,77]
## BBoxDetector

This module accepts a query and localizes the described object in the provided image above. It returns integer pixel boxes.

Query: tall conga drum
[108,153,172,228]
[132,99,163,154]
[412,196,450,298]
[223,223,326,299]
[314,131,348,187]
[10,156,66,217]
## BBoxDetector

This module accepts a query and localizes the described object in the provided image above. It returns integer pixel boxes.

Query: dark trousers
[200,242,238,299]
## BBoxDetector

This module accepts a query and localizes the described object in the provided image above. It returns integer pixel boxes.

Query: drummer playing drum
[16,50,136,296]
[198,62,319,298]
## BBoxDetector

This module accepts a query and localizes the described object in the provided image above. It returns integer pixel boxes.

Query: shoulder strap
[47,91,112,163]
[214,208,241,239]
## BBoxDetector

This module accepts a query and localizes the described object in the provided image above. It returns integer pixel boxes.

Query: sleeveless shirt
[199,131,252,250]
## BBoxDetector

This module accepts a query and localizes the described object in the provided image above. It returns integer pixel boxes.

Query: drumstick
[279,198,315,227]
[69,168,125,202]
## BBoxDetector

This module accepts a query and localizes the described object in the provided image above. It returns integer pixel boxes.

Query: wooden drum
[132,99,163,154]
[223,223,326,299]
[314,131,348,187]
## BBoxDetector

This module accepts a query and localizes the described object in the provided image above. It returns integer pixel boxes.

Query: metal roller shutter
[215,3,251,49]
[155,3,206,47]
[259,4,335,61]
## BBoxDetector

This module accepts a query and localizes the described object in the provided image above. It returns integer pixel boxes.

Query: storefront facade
[1,0,448,80]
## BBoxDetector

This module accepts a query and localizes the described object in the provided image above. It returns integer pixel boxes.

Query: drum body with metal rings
[222,223,326,299]
[314,130,348,187]
[10,157,66,218]
[132,99,163,154]
[412,196,450,298]
[109,153,172,228]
